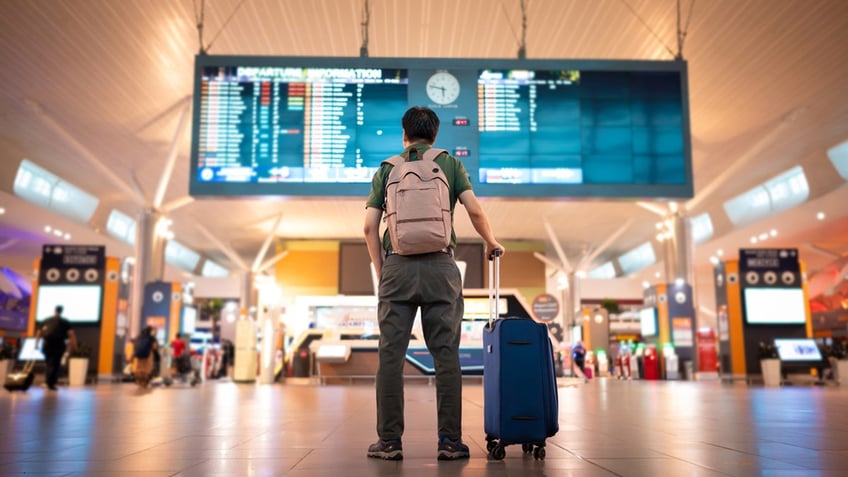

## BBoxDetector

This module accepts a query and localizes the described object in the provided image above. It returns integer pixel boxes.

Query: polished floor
[2,376,848,477]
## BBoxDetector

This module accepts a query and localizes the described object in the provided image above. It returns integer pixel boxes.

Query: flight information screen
[477,69,686,186]
[189,56,692,198]
[196,66,406,186]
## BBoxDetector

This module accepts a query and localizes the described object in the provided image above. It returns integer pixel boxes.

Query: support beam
[161,196,194,213]
[636,201,668,217]
[27,99,146,205]
[579,219,634,270]
[252,214,284,272]
[256,250,289,274]
[152,99,191,209]
[543,218,572,273]
[532,252,566,274]
[194,223,249,271]
[686,107,806,211]
[801,243,842,259]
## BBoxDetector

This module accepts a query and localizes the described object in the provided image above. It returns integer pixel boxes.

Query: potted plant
[0,341,13,382]
[758,341,781,387]
[68,342,92,386]
[830,340,848,387]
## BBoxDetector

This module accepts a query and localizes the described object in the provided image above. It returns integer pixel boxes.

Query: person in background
[572,340,588,383]
[35,305,77,391]
[170,333,189,376]
[132,326,158,388]
[364,106,504,461]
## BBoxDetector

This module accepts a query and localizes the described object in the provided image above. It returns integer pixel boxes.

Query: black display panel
[190,56,692,198]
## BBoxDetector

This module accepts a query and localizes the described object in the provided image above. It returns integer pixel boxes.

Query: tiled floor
[2,377,847,476]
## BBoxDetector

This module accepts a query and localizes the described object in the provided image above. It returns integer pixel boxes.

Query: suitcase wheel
[522,443,533,454]
[533,446,546,460]
[489,444,506,460]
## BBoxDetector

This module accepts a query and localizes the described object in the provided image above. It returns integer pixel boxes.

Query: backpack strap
[381,147,447,167]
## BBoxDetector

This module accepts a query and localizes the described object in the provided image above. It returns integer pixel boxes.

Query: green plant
[69,341,92,359]
[600,298,621,315]
[758,341,779,360]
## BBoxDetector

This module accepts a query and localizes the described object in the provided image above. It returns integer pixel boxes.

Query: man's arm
[67,329,78,354]
[458,189,504,258]
[364,206,385,279]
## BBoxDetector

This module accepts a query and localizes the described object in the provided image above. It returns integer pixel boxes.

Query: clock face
[426,71,460,105]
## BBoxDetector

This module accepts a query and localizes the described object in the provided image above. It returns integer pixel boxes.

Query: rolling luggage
[483,251,559,460]
[4,361,35,392]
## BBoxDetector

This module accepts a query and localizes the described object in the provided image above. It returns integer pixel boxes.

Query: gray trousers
[376,252,464,441]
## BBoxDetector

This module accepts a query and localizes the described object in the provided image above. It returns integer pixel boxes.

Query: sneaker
[437,438,470,460]
[367,439,403,460]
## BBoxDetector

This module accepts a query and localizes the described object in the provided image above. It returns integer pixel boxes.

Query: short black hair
[402,107,439,144]
[55,305,63,314]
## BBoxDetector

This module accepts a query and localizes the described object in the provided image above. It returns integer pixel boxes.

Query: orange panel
[656,284,670,345]
[276,250,339,290]
[169,282,183,340]
[725,260,746,375]
[97,258,120,374]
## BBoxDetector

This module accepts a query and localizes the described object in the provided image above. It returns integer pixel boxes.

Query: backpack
[382,148,452,256]
[134,334,153,359]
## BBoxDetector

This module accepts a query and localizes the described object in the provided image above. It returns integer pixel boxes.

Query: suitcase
[4,361,35,392]
[483,252,559,460]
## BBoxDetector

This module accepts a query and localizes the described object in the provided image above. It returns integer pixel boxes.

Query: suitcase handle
[488,250,501,328]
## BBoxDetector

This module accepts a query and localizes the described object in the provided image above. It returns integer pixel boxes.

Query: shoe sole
[437,451,469,460]
[367,451,403,460]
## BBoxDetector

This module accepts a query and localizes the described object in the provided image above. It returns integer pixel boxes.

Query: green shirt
[366,143,473,252]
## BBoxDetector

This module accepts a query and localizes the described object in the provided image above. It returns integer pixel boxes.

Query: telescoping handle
[488,249,502,328]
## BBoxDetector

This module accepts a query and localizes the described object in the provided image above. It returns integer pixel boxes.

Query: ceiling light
[750,237,758,244]
[656,233,665,242]
[44,225,52,233]
[675,278,685,286]
[64,233,71,240]
[817,212,826,220]
[53,229,63,237]
[0,207,5,215]
[709,256,719,265]
[716,249,724,257]
[655,271,661,278]
[655,222,663,230]
[642,281,651,289]
[758,233,768,240]
[770,229,778,237]
[669,202,679,213]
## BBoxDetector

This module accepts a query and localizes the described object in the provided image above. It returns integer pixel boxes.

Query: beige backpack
[383,148,452,255]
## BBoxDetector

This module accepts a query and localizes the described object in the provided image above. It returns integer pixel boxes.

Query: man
[364,106,504,461]
[35,305,77,390]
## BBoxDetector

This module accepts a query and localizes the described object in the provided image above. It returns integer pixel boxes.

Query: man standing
[364,107,504,461]
[35,305,77,390]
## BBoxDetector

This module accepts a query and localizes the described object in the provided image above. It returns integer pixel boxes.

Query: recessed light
[817,212,826,220]
[709,256,720,265]
[44,225,52,233]
[642,281,651,289]
[53,229,63,237]
[64,233,71,240]
[750,237,758,244]
[758,233,768,240]
[0,207,5,215]
[655,271,661,278]
[770,229,778,237]
[716,249,724,257]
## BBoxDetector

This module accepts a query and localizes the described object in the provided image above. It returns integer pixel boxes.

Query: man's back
[40,316,70,352]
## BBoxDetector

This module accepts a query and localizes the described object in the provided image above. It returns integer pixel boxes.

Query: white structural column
[129,209,169,338]
[662,210,694,285]
[240,270,256,314]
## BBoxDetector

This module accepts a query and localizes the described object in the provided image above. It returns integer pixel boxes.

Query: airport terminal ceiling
[1,0,848,292]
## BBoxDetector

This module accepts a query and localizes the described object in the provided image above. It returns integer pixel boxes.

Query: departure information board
[190,56,692,198]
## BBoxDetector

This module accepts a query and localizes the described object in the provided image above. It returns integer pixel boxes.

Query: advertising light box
[190,56,692,199]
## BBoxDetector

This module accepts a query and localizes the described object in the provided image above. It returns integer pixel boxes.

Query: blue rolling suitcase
[483,252,559,460]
